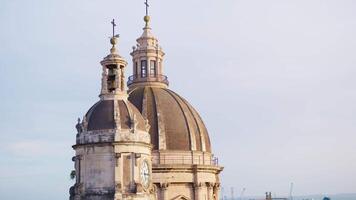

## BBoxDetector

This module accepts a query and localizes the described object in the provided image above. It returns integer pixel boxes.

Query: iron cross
[111,19,116,37]
[144,0,149,16]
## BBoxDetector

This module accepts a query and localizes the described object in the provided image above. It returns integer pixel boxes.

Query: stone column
[207,182,214,200]
[73,155,82,184]
[115,68,121,92]
[160,182,169,200]
[101,66,108,95]
[194,182,203,200]
[114,153,122,199]
[213,183,221,200]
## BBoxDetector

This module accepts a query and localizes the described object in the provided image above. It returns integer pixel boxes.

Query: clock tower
[70,2,223,200]
[69,23,155,200]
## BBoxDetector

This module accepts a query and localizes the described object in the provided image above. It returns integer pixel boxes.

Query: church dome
[85,99,146,131]
[128,86,212,152]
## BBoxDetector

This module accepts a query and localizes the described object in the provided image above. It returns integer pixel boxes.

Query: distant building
[264,192,288,200]
[69,3,223,200]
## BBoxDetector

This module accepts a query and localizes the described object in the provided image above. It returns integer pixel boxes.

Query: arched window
[141,60,147,77]
[150,60,156,76]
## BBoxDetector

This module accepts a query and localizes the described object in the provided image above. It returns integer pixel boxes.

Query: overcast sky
[0,0,355,199]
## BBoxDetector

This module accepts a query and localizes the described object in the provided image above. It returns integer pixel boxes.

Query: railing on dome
[152,155,219,166]
[127,74,169,86]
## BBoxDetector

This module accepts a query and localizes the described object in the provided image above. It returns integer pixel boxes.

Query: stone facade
[126,13,223,200]
[69,10,223,200]
[70,35,155,200]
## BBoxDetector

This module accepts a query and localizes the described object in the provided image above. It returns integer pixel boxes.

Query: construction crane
[240,188,246,200]
[289,182,294,200]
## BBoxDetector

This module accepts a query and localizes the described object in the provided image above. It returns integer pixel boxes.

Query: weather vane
[145,0,149,16]
[111,19,117,37]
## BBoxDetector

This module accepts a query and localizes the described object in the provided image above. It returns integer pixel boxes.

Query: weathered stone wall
[78,145,115,196]
[152,163,222,200]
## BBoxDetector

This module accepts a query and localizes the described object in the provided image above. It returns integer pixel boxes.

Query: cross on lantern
[144,0,149,16]
[111,19,116,37]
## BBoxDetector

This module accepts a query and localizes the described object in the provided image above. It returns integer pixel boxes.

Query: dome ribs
[141,87,148,120]
[151,87,168,150]
[127,87,211,153]
[85,100,146,132]
[153,88,189,151]
[170,90,203,152]
[118,100,131,130]
[147,87,161,150]
[182,98,211,152]
[87,100,115,131]
[163,89,196,151]
[85,101,100,118]
[128,87,144,112]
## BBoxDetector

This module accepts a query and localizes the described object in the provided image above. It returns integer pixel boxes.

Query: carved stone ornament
[136,182,144,193]
[130,114,138,133]
[115,153,121,166]
[82,116,88,132]
[77,183,84,195]
[145,119,151,132]
[114,108,121,130]
[75,118,82,133]
[115,153,121,158]
[115,182,122,192]
[206,182,215,189]
[171,195,191,200]
[150,184,157,194]
[160,182,170,190]
[194,182,203,188]
[214,183,221,189]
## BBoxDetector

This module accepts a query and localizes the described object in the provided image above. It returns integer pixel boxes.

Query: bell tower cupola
[128,0,168,90]
[100,19,129,100]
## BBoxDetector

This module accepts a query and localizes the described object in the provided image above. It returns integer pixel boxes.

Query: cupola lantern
[128,1,168,90]
[100,19,128,100]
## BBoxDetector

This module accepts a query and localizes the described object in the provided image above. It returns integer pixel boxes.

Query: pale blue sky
[0,0,356,199]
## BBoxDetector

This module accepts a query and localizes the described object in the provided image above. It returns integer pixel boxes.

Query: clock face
[140,160,150,188]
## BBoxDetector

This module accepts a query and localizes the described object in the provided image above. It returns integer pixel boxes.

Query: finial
[144,0,151,27]
[109,19,120,54]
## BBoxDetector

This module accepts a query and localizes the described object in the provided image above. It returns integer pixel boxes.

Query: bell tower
[69,20,155,200]
[128,0,168,90]
[100,19,128,100]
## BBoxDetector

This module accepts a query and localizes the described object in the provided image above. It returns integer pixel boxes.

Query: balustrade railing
[152,155,219,166]
[127,74,169,85]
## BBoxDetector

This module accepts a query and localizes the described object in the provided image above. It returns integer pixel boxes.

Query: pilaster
[160,182,170,200]
[194,182,203,200]
[206,182,214,200]
[213,183,221,200]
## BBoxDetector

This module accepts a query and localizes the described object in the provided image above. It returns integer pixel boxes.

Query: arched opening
[141,60,147,77]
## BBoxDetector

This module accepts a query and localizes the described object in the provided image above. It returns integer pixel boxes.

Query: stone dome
[128,86,211,152]
[85,99,146,131]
